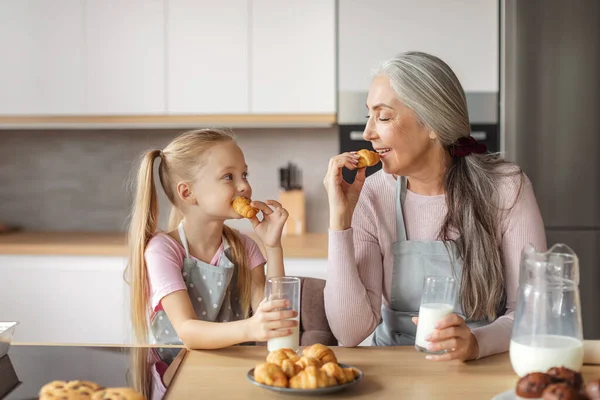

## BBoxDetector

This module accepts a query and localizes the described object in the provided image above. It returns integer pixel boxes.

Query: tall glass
[415,276,457,354]
[266,276,301,352]
[510,244,584,376]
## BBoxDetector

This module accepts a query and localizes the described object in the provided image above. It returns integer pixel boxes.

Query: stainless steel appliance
[502,0,600,339]
[339,93,500,183]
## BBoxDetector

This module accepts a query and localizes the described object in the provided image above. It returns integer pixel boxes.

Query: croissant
[266,348,299,366]
[232,197,258,219]
[254,363,288,388]
[281,359,303,378]
[302,343,338,364]
[295,356,323,370]
[321,362,359,384]
[356,149,381,168]
[289,366,337,389]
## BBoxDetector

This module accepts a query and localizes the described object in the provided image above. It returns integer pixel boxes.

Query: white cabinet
[0,255,130,344]
[0,0,85,115]
[84,0,165,115]
[251,0,336,114]
[339,0,499,93]
[166,0,249,114]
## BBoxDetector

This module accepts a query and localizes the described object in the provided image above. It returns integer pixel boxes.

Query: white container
[0,322,18,358]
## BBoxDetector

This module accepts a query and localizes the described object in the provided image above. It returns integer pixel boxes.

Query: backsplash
[0,127,338,233]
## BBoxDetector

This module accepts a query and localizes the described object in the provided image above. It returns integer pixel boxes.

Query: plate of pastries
[38,380,146,400]
[247,344,363,395]
[492,366,600,400]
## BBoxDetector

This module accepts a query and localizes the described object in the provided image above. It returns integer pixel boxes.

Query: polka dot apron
[150,221,244,348]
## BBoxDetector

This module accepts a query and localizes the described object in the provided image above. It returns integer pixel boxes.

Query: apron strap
[395,176,409,242]
[177,221,191,258]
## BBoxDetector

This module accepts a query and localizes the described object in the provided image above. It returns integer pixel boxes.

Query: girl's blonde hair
[125,129,252,344]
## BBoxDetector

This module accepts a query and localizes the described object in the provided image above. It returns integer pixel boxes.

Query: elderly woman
[323,52,546,361]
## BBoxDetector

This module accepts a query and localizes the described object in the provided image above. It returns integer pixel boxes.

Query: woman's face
[363,75,438,177]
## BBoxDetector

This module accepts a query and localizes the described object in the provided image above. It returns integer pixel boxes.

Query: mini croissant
[289,366,337,389]
[356,149,381,168]
[295,356,323,370]
[281,359,303,378]
[232,197,258,219]
[321,362,359,384]
[266,348,300,367]
[302,343,338,364]
[254,363,288,388]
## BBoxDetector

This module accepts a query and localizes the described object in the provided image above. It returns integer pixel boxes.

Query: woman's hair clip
[449,136,487,157]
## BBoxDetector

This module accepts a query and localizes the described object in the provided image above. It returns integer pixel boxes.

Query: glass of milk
[414,275,457,354]
[266,276,301,352]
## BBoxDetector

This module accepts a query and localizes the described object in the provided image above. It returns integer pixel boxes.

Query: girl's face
[188,140,252,220]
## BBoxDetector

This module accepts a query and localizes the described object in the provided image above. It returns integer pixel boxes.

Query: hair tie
[449,136,487,158]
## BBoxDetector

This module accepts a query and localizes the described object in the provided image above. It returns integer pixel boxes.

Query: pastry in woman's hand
[356,149,380,168]
[289,366,337,389]
[321,362,359,384]
[295,356,323,370]
[302,343,338,364]
[266,348,300,367]
[254,363,288,388]
[232,197,258,219]
[281,359,303,379]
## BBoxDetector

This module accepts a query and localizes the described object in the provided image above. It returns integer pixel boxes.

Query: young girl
[126,128,297,350]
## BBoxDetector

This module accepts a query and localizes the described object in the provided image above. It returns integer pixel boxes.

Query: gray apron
[150,222,244,359]
[373,176,489,346]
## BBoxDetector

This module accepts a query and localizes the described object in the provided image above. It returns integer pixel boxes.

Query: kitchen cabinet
[167,0,249,114]
[251,0,336,114]
[0,255,130,344]
[338,0,499,94]
[0,0,85,115]
[84,0,165,115]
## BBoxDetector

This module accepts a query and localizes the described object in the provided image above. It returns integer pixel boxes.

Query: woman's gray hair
[376,51,522,321]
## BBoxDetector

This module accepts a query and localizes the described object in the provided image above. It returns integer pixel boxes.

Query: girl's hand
[412,314,479,362]
[245,299,298,342]
[323,153,366,231]
[249,200,289,248]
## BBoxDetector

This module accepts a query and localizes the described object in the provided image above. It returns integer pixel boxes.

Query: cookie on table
[515,372,553,399]
[585,379,600,400]
[542,382,579,400]
[546,367,583,391]
[90,388,145,400]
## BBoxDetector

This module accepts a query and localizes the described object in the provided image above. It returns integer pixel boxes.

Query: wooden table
[165,346,600,399]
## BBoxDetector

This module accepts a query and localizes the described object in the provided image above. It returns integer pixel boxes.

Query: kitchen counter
[0,231,329,258]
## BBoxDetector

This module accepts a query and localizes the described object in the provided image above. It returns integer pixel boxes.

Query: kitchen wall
[0,128,337,233]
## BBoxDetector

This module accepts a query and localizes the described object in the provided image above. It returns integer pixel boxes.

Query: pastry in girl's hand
[39,380,103,399]
[302,343,338,364]
[281,359,303,379]
[289,366,336,389]
[321,362,359,385]
[91,388,145,400]
[356,149,381,168]
[232,197,258,219]
[254,363,288,388]
[295,356,322,370]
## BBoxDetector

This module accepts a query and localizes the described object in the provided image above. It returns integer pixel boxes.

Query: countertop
[0,231,329,258]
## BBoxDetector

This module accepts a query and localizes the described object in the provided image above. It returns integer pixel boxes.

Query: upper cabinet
[84,0,165,115]
[338,0,499,93]
[251,0,336,114]
[167,0,249,115]
[0,0,85,115]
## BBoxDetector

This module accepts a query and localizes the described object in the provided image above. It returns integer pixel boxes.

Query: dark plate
[246,363,363,395]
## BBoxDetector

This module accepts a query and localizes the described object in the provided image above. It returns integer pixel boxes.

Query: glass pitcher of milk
[510,243,584,376]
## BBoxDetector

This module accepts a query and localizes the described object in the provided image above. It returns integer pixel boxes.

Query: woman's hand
[249,200,289,248]
[245,299,298,342]
[323,152,366,231]
[412,314,479,361]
